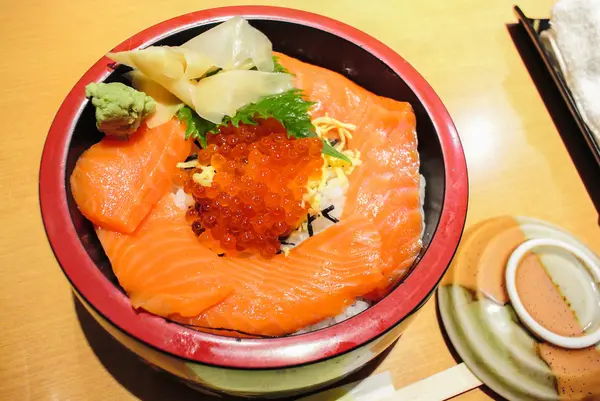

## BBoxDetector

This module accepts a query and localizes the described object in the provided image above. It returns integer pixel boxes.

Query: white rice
[172,187,194,209]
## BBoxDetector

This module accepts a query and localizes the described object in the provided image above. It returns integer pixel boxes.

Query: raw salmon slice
[70,118,191,233]
[97,195,234,318]
[277,53,423,288]
[98,193,384,336]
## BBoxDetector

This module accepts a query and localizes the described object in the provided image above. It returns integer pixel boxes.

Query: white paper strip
[381,363,482,401]
[297,371,396,401]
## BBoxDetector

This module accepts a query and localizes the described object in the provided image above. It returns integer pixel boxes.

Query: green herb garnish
[222,89,315,137]
[321,141,350,162]
[177,106,216,148]
[273,56,290,74]
[223,89,350,163]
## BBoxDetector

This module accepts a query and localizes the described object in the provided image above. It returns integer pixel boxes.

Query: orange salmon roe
[183,118,323,258]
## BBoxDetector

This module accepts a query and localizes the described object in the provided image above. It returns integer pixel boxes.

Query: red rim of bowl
[39,6,468,369]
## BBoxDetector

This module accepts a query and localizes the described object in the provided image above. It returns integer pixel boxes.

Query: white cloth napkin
[543,0,600,145]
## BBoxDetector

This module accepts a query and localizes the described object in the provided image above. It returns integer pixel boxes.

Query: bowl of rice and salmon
[40,6,468,398]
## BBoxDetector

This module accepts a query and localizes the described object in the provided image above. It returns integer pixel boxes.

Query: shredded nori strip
[217,253,225,257]
[280,241,296,246]
[322,205,335,213]
[179,154,199,170]
[194,139,203,149]
[329,139,340,147]
[185,154,198,163]
[321,205,339,223]
[307,214,317,237]
[276,250,283,255]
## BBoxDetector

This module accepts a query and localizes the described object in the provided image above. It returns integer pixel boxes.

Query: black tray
[513,5,600,167]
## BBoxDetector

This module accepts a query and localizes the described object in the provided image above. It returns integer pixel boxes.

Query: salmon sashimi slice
[97,195,234,318]
[98,193,384,336]
[277,53,423,289]
[70,118,191,233]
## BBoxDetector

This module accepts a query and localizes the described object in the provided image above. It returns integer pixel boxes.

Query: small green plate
[438,216,600,401]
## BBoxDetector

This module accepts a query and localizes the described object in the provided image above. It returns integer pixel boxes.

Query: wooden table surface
[2,0,600,399]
